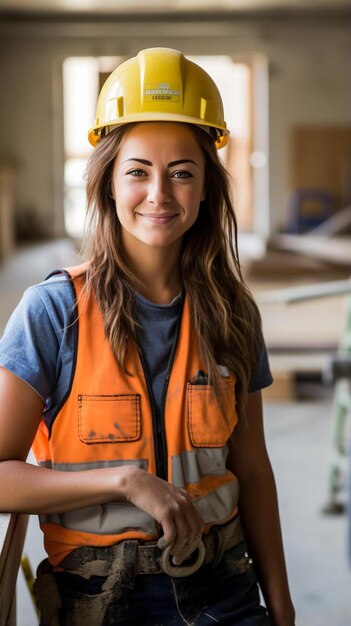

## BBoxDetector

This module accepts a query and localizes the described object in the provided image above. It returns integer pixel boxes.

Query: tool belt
[136,514,244,577]
[55,514,245,580]
[54,514,244,580]
[34,515,247,626]
[35,515,245,588]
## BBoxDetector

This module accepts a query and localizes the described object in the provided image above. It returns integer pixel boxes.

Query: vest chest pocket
[78,394,141,444]
[187,379,237,447]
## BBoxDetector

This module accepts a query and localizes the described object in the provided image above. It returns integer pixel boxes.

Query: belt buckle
[160,540,206,578]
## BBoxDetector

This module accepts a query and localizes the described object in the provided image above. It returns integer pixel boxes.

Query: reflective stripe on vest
[32,264,239,566]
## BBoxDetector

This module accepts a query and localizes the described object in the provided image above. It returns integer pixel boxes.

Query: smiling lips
[138,213,179,224]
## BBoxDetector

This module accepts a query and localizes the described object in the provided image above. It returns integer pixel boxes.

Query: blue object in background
[286,188,335,233]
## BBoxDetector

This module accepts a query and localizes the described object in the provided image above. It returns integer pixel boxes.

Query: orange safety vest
[32,265,239,567]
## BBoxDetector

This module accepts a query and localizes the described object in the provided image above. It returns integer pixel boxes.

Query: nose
[147,174,171,206]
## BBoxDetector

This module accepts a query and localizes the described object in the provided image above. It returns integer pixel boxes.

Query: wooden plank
[258,277,351,304]
[269,234,351,267]
[0,513,28,626]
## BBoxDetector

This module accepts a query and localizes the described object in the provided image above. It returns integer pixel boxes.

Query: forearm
[238,464,295,626]
[0,460,132,514]
[0,460,204,561]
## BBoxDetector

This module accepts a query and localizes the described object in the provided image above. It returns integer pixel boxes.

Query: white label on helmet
[145,83,181,103]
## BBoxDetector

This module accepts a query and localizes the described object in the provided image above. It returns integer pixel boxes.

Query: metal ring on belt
[133,515,244,577]
[160,540,206,578]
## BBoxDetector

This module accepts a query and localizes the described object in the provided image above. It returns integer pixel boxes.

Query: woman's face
[111,122,206,255]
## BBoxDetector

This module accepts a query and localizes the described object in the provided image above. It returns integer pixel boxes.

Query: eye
[171,170,193,180]
[126,168,147,177]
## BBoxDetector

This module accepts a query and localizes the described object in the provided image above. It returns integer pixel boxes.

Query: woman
[0,48,295,625]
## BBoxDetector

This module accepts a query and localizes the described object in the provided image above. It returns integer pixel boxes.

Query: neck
[122,239,182,305]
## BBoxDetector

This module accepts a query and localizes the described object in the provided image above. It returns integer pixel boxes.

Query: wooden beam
[0,513,28,626]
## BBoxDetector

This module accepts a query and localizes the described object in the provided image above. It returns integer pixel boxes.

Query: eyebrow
[123,158,199,168]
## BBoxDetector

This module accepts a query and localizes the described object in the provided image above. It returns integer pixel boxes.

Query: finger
[171,506,204,562]
[157,535,173,550]
[159,518,177,551]
[174,489,204,530]
[170,514,190,557]
[170,511,202,560]
[172,532,202,565]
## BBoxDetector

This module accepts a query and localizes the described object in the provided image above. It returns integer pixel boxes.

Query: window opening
[63,56,124,238]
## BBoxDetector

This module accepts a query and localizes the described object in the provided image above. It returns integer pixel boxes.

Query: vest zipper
[138,295,184,482]
[138,350,167,480]
[157,296,184,481]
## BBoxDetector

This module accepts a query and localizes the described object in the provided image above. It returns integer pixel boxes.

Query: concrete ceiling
[0,0,348,13]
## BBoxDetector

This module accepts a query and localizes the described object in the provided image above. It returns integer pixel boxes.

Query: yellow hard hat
[88,47,229,150]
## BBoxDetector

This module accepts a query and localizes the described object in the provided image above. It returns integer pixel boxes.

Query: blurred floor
[0,238,350,626]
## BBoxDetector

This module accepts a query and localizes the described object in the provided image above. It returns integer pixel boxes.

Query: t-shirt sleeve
[0,282,71,401]
[248,334,273,393]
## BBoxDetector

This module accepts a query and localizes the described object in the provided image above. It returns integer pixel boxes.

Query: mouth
[137,213,179,224]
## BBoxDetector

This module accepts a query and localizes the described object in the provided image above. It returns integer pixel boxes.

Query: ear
[200,185,206,202]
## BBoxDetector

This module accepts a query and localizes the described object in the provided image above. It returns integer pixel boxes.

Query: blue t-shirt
[0,274,272,425]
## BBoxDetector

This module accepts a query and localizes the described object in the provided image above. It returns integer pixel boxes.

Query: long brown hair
[84,122,262,418]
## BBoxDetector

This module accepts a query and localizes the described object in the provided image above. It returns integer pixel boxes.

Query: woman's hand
[124,467,205,564]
